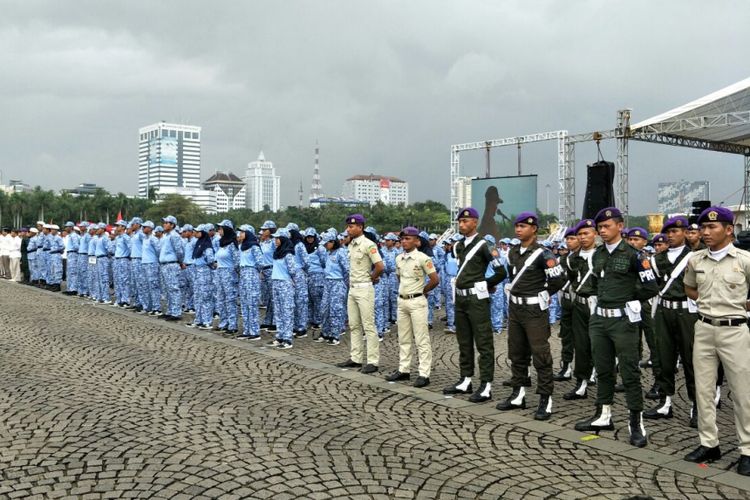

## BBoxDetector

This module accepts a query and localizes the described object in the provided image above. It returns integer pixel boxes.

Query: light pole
[545,184,550,214]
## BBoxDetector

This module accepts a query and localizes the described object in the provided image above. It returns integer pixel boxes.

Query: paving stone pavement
[1,281,749,499]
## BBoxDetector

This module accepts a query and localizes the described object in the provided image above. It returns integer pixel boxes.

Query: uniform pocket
[723,272,744,285]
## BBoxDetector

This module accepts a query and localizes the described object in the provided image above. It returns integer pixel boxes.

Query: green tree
[143,194,204,226]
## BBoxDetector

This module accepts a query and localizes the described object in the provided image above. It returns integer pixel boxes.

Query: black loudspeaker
[689,200,711,225]
[582,161,615,219]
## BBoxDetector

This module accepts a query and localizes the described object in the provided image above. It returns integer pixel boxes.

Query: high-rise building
[138,122,201,198]
[244,151,281,212]
[342,174,408,206]
[202,172,247,213]
[455,176,475,210]
[309,141,322,204]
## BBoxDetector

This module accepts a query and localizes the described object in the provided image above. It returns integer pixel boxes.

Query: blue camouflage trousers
[490,287,504,332]
[215,267,238,329]
[307,272,325,327]
[49,254,63,285]
[239,267,261,336]
[549,292,561,324]
[66,253,78,292]
[96,257,111,302]
[88,260,98,299]
[160,262,182,317]
[77,254,88,296]
[182,265,195,311]
[28,257,37,282]
[141,262,161,312]
[113,258,131,305]
[193,265,214,326]
[375,279,388,334]
[322,279,347,340]
[293,271,309,331]
[261,268,274,326]
[388,273,399,323]
[273,279,294,343]
[130,258,142,307]
[442,274,456,327]
[39,253,49,282]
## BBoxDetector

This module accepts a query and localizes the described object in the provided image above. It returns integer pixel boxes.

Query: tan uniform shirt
[348,234,383,283]
[396,250,435,296]
[684,244,750,318]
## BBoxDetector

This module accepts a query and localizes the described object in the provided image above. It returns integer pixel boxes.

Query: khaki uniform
[395,250,436,377]
[684,244,750,454]
[347,235,383,365]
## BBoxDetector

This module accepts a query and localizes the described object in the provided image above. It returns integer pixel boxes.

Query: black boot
[628,410,648,448]
[643,396,673,420]
[645,383,662,400]
[563,379,588,400]
[553,361,572,382]
[468,382,491,403]
[574,404,614,433]
[534,395,552,421]
[442,377,472,395]
[496,387,526,411]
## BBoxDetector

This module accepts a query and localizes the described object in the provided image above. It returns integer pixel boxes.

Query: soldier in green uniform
[575,207,659,448]
[443,207,507,403]
[496,212,567,420]
[686,223,706,251]
[644,216,698,427]
[553,226,579,382]
[563,219,598,400]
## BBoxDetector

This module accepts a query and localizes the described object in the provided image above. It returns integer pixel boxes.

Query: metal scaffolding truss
[450,131,568,225]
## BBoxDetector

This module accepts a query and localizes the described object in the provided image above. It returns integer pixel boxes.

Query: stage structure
[451,77,750,227]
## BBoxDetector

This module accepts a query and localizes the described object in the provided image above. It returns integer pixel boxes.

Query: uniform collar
[351,234,366,246]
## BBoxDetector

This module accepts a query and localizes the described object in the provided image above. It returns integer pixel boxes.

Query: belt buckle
[711,318,722,327]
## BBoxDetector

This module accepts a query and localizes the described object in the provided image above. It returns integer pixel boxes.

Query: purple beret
[564,226,577,238]
[514,211,538,226]
[594,207,623,224]
[575,219,596,233]
[697,206,734,225]
[345,213,365,225]
[627,227,649,239]
[651,233,667,244]
[399,226,420,237]
[661,216,689,232]
[456,207,479,220]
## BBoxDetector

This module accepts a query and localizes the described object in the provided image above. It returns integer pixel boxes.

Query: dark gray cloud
[1,0,748,214]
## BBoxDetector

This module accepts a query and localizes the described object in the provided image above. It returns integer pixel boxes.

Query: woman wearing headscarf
[286,223,310,337]
[267,228,298,349]
[317,232,349,345]
[304,227,327,330]
[237,225,264,340]
[365,226,389,340]
[188,225,216,330]
[214,220,240,334]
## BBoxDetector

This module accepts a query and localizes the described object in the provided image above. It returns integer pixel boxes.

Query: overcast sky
[1,0,748,214]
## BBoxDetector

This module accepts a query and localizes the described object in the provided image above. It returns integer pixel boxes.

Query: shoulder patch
[641,259,651,270]
[546,258,557,268]
[426,260,434,269]
[370,247,378,255]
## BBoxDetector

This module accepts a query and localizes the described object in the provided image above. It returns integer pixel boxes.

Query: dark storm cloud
[0,0,748,213]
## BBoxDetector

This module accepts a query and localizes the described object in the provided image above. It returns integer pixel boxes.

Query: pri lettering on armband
[639,269,655,282]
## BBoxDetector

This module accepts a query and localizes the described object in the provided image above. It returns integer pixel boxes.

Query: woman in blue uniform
[318,232,349,345]
[237,225,263,340]
[287,223,310,337]
[188,225,216,330]
[214,220,240,334]
[305,227,326,330]
[267,227,297,349]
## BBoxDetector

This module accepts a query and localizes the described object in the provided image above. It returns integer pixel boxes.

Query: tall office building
[244,151,281,212]
[138,122,201,197]
[342,174,408,206]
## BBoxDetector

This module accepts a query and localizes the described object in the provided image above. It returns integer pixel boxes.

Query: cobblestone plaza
[1,281,749,499]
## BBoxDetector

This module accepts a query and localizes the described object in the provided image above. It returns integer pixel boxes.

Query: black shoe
[267,325,277,332]
[336,359,362,369]
[684,445,722,463]
[443,377,472,395]
[534,395,552,421]
[575,405,614,433]
[413,376,430,388]
[563,379,588,400]
[469,382,491,403]
[645,383,662,400]
[361,364,378,374]
[496,387,526,410]
[294,330,308,338]
[165,315,181,322]
[643,397,673,420]
[225,329,238,334]
[553,362,572,382]
[628,410,648,448]
[614,383,626,393]
[385,371,410,382]
[689,402,698,429]
[738,455,750,476]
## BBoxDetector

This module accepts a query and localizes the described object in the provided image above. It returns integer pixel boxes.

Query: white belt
[510,294,541,305]
[595,307,624,318]
[350,282,373,288]
[455,288,477,297]
[575,295,591,305]
[658,298,688,310]
[562,291,572,300]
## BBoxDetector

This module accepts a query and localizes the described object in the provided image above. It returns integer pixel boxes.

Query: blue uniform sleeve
[285,253,297,278]
[232,245,240,268]
[295,243,309,271]
[204,247,215,265]
[317,246,327,268]
[173,234,185,262]
[339,249,350,280]
[251,246,264,270]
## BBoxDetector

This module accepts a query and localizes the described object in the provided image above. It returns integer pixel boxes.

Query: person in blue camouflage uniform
[139,221,162,314]
[442,234,461,333]
[46,225,64,291]
[304,228,326,330]
[259,220,277,331]
[417,231,436,328]
[157,216,184,320]
[483,234,508,334]
[127,218,144,311]
[26,228,39,284]
[382,233,400,324]
[93,223,112,304]
[318,232,349,344]
[86,225,99,300]
[180,225,196,313]
[236,225,263,339]
[364,227,389,340]
[187,225,216,330]
[378,233,398,334]
[62,222,80,295]
[287,223,310,338]
[429,233,446,312]
[39,224,52,287]
[497,238,511,329]
[267,227,297,349]
[112,220,131,307]
[75,222,91,297]
[213,220,239,332]
[543,240,562,324]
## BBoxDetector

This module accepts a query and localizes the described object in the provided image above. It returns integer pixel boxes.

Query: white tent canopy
[631,77,750,148]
